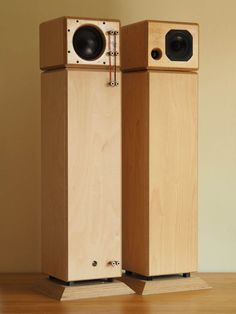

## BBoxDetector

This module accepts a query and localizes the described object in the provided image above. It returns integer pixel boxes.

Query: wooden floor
[0,273,235,313]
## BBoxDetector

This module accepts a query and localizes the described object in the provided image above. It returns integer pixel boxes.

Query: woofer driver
[73,25,106,61]
[165,29,193,61]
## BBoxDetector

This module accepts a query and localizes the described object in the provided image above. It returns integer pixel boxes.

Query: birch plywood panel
[121,20,198,71]
[122,71,150,275]
[149,71,198,275]
[67,69,121,281]
[41,70,68,281]
[148,21,198,70]
[40,17,120,70]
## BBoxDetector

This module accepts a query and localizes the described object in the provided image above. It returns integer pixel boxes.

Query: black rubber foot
[183,272,191,278]
[49,276,114,286]
[49,276,75,286]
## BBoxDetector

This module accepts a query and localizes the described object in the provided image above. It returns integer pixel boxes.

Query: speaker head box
[121,20,198,71]
[40,17,120,70]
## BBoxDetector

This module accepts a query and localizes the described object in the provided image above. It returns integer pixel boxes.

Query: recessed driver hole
[151,48,162,60]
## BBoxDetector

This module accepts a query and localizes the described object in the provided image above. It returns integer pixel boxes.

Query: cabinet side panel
[149,71,198,275]
[121,21,148,71]
[122,71,150,275]
[41,70,68,280]
[40,17,66,70]
[67,70,121,281]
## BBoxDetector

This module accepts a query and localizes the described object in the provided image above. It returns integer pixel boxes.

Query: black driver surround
[165,29,193,61]
[72,25,106,61]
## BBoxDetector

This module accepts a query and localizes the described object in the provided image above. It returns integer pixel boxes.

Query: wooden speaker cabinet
[122,20,199,278]
[40,17,122,283]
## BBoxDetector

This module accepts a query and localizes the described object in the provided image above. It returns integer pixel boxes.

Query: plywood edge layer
[34,278,134,301]
[41,64,121,71]
[121,274,211,295]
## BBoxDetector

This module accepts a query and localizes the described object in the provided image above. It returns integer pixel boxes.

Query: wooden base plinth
[121,273,211,295]
[34,277,134,301]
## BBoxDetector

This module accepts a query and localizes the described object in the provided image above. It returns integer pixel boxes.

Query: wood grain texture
[40,17,66,70]
[41,70,68,281]
[121,21,148,71]
[149,71,198,275]
[67,69,121,281]
[122,273,210,295]
[121,20,198,71]
[148,21,198,70]
[35,278,134,301]
[122,70,198,276]
[40,17,120,70]
[0,273,235,313]
[67,19,120,67]
[122,71,149,275]
[42,69,121,282]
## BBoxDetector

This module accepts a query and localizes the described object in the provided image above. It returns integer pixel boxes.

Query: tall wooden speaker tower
[39,17,133,300]
[122,20,209,294]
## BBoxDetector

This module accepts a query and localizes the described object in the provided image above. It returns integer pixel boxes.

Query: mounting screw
[92,261,98,267]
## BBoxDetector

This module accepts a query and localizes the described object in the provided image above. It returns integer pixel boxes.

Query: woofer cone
[73,25,105,61]
[166,30,193,61]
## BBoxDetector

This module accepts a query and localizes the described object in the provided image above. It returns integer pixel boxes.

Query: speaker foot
[49,275,115,286]
[183,272,191,278]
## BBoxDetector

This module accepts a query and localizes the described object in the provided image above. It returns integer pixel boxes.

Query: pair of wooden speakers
[40,17,203,299]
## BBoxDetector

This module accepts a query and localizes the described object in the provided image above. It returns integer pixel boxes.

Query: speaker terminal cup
[107,30,119,36]
[108,81,119,87]
[109,260,120,267]
[107,29,119,87]
[107,51,119,56]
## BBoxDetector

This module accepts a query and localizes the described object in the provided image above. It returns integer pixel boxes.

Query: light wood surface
[121,20,198,71]
[40,17,120,70]
[41,69,68,281]
[149,71,198,275]
[122,71,198,276]
[67,69,121,281]
[122,273,210,295]
[122,71,150,275]
[121,21,148,71]
[35,277,134,301]
[1,273,236,313]
[42,69,121,282]
[40,17,66,70]
[67,18,120,67]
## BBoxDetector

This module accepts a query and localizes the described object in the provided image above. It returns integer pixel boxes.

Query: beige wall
[0,0,236,272]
